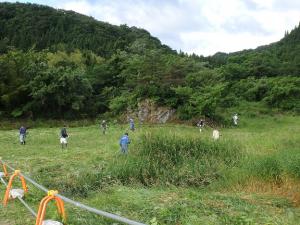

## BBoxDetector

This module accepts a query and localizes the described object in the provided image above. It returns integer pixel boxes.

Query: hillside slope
[0,2,299,120]
[208,23,300,77]
[0,2,173,57]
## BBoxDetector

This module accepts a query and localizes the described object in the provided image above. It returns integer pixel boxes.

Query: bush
[109,96,128,114]
[177,104,196,120]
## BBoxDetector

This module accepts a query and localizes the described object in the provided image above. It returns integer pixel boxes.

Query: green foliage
[109,93,134,114]
[263,77,300,111]
[0,2,173,58]
[28,67,93,118]
[0,2,299,120]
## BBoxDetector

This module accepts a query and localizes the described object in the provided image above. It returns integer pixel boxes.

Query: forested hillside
[0,2,299,121]
[0,2,173,57]
[208,24,300,75]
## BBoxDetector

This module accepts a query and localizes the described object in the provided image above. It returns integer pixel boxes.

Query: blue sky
[1,0,299,56]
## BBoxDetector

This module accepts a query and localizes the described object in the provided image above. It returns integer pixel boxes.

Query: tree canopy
[0,2,299,120]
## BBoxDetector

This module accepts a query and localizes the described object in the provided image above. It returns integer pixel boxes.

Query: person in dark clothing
[60,125,68,149]
[197,119,205,132]
[19,126,27,145]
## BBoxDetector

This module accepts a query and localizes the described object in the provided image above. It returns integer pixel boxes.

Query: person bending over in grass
[212,129,220,140]
[19,126,27,145]
[60,125,69,149]
[119,132,130,154]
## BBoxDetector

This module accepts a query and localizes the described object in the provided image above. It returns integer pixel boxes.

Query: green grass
[109,133,241,186]
[0,115,300,224]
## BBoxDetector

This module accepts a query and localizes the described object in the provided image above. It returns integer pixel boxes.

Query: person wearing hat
[101,120,108,134]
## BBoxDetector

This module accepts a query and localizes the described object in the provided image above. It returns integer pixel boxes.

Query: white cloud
[180,30,281,55]
[59,0,92,15]
[1,0,299,56]
[251,0,275,9]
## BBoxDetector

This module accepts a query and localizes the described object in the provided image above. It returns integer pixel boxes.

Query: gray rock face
[127,99,175,123]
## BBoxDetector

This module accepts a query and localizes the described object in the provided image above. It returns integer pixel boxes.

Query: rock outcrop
[127,99,175,123]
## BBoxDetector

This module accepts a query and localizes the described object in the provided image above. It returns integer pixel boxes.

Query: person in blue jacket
[119,133,130,154]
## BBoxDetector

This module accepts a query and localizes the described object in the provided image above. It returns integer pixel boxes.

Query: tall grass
[245,156,282,182]
[274,147,300,179]
[109,133,241,186]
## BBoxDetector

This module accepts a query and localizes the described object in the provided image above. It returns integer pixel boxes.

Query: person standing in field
[232,113,239,126]
[101,120,108,134]
[197,119,205,132]
[60,125,69,149]
[129,118,135,131]
[119,132,130,154]
[19,126,27,145]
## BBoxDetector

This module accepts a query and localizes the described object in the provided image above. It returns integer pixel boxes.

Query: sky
[1,0,300,56]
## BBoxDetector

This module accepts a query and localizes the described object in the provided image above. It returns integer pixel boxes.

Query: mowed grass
[0,115,300,224]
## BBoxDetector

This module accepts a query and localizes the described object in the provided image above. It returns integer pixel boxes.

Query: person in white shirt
[212,129,220,140]
[232,113,239,126]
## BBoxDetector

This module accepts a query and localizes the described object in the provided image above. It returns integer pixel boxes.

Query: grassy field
[0,115,300,225]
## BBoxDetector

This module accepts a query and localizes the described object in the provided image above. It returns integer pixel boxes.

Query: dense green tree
[28,67,93,118]
[0,2,299,120]
[0,2,174,58]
